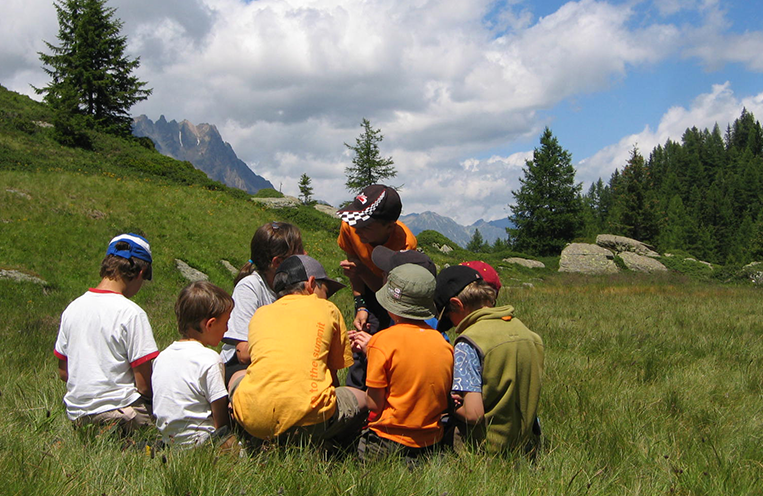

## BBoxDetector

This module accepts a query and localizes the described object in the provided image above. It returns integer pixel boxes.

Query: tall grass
[1,170,761,495]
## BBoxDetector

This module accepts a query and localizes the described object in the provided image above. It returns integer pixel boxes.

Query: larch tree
[298,173,314,205]
[344,118,397,193]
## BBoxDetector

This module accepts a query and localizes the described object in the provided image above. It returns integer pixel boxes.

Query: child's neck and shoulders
[372,315,448,347]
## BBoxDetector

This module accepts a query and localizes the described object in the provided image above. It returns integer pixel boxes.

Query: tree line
[509,110,763,265]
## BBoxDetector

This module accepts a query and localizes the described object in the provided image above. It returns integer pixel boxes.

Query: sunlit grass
[1,169,761,495]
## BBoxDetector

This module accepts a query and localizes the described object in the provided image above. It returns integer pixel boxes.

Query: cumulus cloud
[577,82,763,186]
[2,0,762,225]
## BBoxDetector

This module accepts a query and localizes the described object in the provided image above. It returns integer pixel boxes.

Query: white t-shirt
[219,272,276,363]
[152,340,228,447]
[54,289,159,420]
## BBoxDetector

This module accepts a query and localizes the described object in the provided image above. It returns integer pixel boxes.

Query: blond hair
[448,279,496,314]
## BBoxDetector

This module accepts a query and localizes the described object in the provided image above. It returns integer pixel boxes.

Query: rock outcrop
[596,234,659,257]
[133,115,274,194]
[250,196,301,208]
[619,252,668,273]
[559,243,619,274]
[175,259,209,282]
[0,269,47,286]
[503,257,545,269]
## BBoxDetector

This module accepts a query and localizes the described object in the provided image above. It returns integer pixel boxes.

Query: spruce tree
[466,229,486,253]
[508,128,582,256]
[344,118,397,193]
[35,0,152,139]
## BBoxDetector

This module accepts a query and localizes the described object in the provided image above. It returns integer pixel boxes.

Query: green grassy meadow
[1,169,761,495]
[1,86,762,495]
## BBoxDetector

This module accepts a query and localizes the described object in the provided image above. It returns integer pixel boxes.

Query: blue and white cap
[106,233,152,263]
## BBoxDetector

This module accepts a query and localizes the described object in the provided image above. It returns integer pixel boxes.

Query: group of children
[54,185,544,459]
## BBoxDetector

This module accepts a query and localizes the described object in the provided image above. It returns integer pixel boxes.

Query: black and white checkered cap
[336,185,401,227]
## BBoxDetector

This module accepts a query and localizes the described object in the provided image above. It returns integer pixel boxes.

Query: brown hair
[233,222,304,286]
[175,281,234,337]
[100,241,153,282]
[448,279,496,315]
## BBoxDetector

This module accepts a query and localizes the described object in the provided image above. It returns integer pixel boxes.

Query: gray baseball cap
[274,254,346,298]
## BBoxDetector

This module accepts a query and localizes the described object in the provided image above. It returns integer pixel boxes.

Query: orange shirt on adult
[337,221,417,279]
[365,322,454,448]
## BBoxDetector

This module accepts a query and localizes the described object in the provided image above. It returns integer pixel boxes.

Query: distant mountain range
[400,211,512,247]
[132,115,273,194]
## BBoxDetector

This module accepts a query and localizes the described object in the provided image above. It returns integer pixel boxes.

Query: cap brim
[436,305,453,332]
[371,246,396,273]
[321,279,346,298]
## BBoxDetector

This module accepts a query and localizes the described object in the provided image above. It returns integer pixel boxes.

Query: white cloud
[577,82,763,186]
[2,0,762,225]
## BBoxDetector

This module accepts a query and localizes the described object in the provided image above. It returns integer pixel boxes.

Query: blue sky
[1,0,761,224]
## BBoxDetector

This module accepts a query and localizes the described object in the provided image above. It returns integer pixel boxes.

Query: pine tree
[34,0,152,139]
[344,118,397,193]
[298,173,314,205]
[509,128,582,255]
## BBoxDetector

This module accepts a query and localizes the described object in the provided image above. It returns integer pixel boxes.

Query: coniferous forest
[580,109,763,265]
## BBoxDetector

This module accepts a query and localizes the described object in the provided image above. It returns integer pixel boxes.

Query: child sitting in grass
[356,263,454,461]
[230,255,367,449]
[54,233,158,436]
[434,265,544,454]
[152,281,233,448]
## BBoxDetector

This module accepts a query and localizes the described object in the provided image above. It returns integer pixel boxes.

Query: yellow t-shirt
[232,293,353,439]
[366,323,454,448]
[337,221,417,279]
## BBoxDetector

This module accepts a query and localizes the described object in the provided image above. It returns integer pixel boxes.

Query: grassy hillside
[1,86,762,495]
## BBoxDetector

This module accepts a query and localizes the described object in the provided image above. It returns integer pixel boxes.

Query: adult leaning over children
[230,255,367,450]
[434,265,544,454]
[336,185,417,389]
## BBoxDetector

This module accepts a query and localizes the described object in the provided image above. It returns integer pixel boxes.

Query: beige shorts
[73,398,153,435]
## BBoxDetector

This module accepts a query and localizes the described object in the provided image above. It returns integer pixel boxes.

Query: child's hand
[450,392,464,409]
[348,329,372,354]
[353,308,370,332]
[339,259,358,277]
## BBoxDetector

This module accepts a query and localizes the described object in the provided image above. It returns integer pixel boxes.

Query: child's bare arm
[235,341,251,365]
[57,359,68,382]
[365,387,386,414]
[454,391,484,424]
[211,396,231,430]
[133,361,153,398]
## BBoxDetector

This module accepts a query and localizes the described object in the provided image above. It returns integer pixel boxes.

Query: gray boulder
[438,244,453,254]
[596,234,660,257]
[314,203,336,216]
[221,260,239,277]
[742,262,763,285]
[619,252,668,273]
[502,257,545,269]
[559,243,619,274]
[0,269,47,286]
[175,259,209,282]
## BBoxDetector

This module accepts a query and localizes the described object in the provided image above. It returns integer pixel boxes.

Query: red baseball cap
[460,261,501,293]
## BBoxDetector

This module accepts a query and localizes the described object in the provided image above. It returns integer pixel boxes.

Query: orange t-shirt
[337,221,417,279]
[366,323,454,448]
